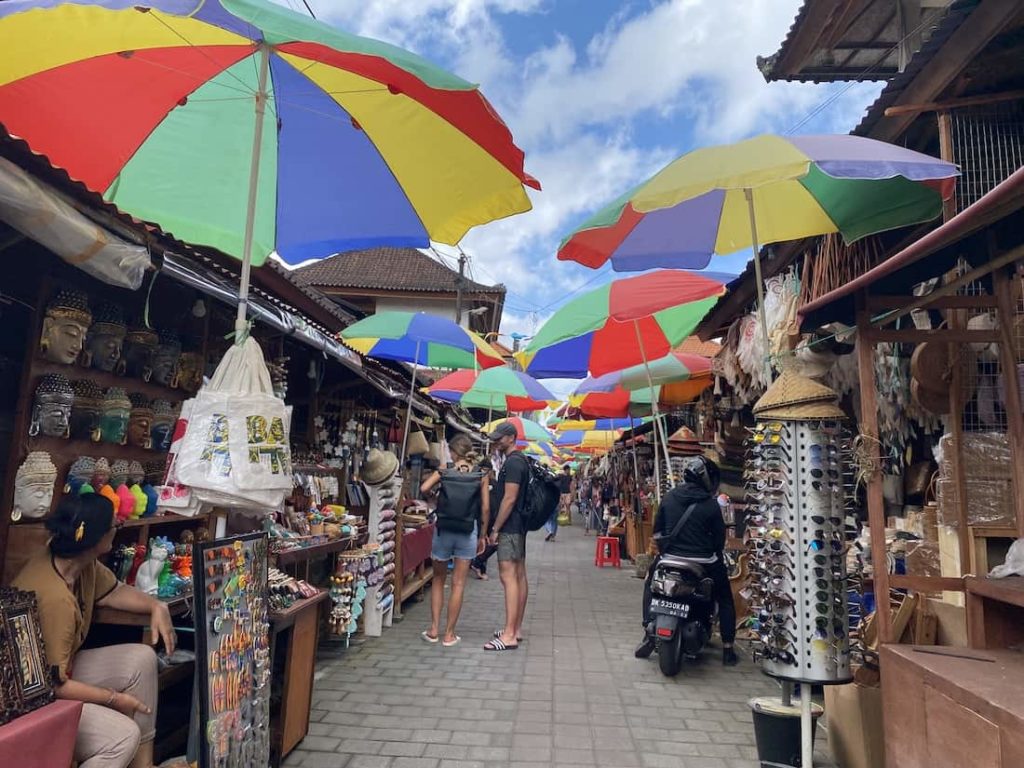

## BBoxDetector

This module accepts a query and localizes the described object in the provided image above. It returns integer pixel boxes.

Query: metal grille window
[949,102,1024,211]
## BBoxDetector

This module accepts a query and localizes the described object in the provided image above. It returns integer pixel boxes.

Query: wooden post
[947,307,973,574]
[993,266,1024,535]
[937,111,957,222]
[856,296,893,643]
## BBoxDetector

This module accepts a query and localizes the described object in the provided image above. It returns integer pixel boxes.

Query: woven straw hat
[755,401,845,420]
[753,369,844,421]
[362,449,399,486]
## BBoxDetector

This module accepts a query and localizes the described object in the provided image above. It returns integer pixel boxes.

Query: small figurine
[135,539,170,596]
[150,400,176,453]
[30,373,75,439]
[66,456,97,495]
[92,457,121,517]
[83,302,126,373]
[111,459,135,521]
[40,289,91,365]
[11,452,58,522]
[69,379,104,442]
[127,393,153,450]
[176,350,204,393]
[127,543,148,586]
[100,387,132,445]
[128,461,148,520]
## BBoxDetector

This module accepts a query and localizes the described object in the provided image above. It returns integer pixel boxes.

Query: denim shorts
[432,523,478,561]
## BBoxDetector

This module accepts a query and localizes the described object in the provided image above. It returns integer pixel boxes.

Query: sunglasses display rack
[362,474,399,636]
[745,419,852,685]
[193,532,271,768]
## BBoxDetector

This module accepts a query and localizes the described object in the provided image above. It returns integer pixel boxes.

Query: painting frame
[0,587,54,725]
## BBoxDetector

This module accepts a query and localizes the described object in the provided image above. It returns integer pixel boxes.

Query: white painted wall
[374,295,466,327]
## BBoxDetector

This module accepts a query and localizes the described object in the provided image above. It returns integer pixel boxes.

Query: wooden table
[269,590,329,766]
[965,575,1024,649]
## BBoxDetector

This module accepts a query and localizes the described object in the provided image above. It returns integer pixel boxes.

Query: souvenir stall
[796,168,1024,768]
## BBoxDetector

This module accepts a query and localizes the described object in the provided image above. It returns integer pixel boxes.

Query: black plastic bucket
[748,696,823,767]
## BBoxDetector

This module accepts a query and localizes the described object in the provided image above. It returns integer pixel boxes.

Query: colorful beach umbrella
[482,417,552,443]
[341,311,503,370]
[557,134,957,378]
[554,430,621,453]
[0,0,537,335]
[426,367,554,412]
[569,375,711,418]
[553,417,647,432]
[617,351,713,391]
[341,311,503,465]
[518,270,725,378]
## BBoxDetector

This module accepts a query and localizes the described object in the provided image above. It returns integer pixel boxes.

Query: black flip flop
[484,637,519,651]
[493,630,524,643]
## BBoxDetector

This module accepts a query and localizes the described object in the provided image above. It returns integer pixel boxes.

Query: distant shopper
[483,421,529,651]
[546,466,572,541]
[420,434,489,647]
[470,458,497,579]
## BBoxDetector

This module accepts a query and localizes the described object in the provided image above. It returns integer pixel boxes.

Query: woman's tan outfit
[12,554,158,768]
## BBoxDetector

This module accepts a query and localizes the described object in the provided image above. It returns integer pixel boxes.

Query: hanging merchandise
[193,533,271,768]
[744,369,853,686]
[176,337,293,510]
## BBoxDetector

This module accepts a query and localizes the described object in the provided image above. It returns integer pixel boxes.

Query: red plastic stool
[595,536,621,568]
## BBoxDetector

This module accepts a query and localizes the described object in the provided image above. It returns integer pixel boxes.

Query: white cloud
[280,0,884,333]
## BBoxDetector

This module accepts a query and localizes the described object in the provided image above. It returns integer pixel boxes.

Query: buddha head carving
[30,373,74,438]
[152,329,182,387]
[177,349,204,394]
[150,399,176,453]
[92,456,112,488]
[40,289,91,365]
[100,387,132,445]
[70,379,104,442]
[12,452,58,522]
[145,460,165,487]
[84,302,126,373]
[128,392,153,449]
[129,461,146,486]
[110,459,130,488]
[123,326,159,382]
[66,455,96,494]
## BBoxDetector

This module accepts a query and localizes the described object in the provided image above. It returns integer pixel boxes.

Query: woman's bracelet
[104,689,117,707]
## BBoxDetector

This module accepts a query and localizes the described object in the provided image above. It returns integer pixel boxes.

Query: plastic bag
[156,398,202,516]
[989,538,1024,578]
[176,338,292,509]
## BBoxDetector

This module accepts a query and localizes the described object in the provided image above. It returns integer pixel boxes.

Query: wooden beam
[867,328,1001,344]
[888,575,965,592]
[993,264,1024,535]
[871,0,1021,143]
[885,89,1024,117]
[948,305,973,579]
[937,111,958,221]
[856,295,893,644]
[866,294,997,311]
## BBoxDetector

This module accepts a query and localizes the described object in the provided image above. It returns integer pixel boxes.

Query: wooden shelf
[30,435,168,464]
[272,537,355,566]
[966,575,1024,608]
[120,513,209,530]
[400,570,432,602]
[30,358,188,404]
[269,591,328,632]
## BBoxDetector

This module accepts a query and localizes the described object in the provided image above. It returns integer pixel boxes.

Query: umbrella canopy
[558,134,957,271]
[426,367,554,412]
[617,351,713,390]
[482,417,552,443]
[341,311,503,369]
[0,0,537,267]
[554,430,621,451]
[569,371,712,418]
[518,270,725,377]
[553,417,646,432]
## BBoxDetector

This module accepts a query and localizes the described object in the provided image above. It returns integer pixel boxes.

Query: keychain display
[193,533,271,768]
[744,371,854,685]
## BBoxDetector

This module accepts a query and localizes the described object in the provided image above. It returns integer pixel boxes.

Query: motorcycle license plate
[650,598,689,618]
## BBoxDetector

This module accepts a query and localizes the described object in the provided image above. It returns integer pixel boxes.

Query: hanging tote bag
[176,338,293,508]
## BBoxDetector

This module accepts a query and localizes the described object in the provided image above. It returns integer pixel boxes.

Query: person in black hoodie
[635,455,738,666]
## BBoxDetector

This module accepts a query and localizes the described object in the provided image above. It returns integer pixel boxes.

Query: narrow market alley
[283,525,833,768]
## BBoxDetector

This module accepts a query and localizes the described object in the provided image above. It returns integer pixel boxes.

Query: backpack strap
[663,502,698,545]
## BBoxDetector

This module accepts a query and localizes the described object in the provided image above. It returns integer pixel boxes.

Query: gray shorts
[497,532,526,562]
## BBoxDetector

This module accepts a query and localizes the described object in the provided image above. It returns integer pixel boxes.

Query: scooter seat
[659,554,717,568]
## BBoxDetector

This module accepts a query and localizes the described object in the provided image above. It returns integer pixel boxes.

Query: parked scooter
[643,553,717,676]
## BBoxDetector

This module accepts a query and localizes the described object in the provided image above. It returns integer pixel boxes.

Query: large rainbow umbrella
[553,417,647,432]
[554,430,621,454]
[0,0,537,335]
[557,134,957,377]
[482,417,552,443]
[518,270,725,378]
[617,351,713,391]
[340,311,503,464]
[426,367,554,413]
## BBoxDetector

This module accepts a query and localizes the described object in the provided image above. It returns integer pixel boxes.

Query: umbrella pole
[629,416,642,518]
[633,321,673,496]
[744,188,774,383]
[399,340,421,470]
[235,43,271,341]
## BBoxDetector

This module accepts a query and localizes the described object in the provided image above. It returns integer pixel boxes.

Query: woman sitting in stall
[12,492,176,768]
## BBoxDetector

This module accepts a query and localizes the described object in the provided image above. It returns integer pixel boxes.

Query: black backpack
[435,470,484,534]
[516,457,562,532]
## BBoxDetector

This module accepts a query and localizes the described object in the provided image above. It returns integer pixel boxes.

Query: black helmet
[682,455,720,494]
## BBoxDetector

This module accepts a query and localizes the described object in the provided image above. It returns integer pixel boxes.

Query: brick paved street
[284,523,834,768]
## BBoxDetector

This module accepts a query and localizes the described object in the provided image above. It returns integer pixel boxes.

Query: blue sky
[291,0,884,340]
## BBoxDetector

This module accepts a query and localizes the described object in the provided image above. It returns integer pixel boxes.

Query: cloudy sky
[281,0,883,341]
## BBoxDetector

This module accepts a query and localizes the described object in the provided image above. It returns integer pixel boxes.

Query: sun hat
[362,449,399,486]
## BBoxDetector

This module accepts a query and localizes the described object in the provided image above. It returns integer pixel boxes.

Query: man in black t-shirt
[483,421,528,651]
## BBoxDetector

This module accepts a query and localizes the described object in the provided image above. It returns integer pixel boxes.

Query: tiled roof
[675,336,722,358]
[294,247,505,295]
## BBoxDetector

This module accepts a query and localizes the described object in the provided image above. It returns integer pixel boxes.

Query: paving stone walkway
[284,523,835,768]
